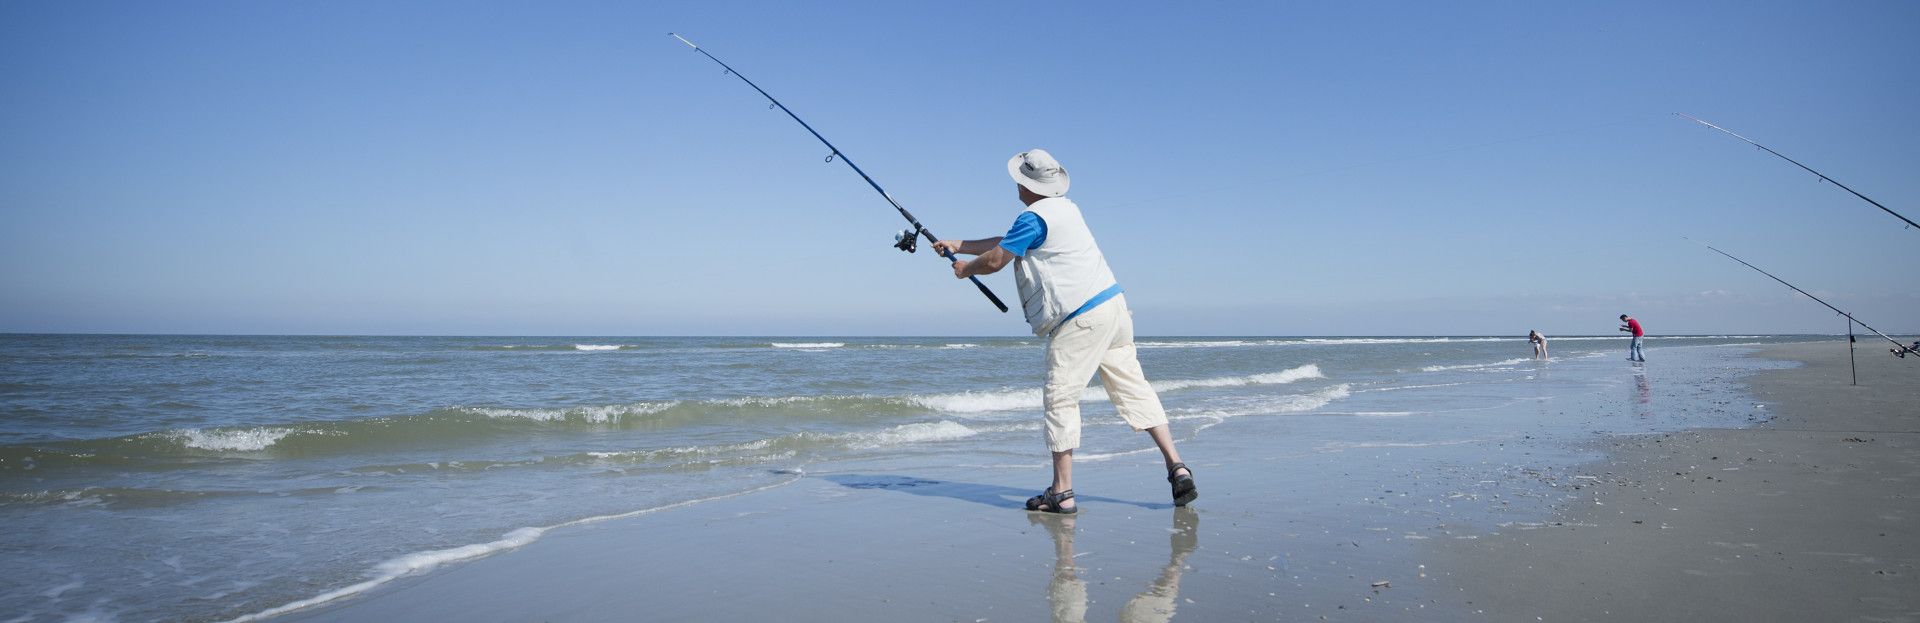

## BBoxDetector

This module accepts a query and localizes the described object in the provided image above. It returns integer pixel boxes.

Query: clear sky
[2,1,1915,336]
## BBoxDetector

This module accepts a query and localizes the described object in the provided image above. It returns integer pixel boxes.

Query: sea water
[0,334,1811,621]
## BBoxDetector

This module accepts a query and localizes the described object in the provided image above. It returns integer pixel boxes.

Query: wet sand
[1433,342,1920,620]
[272,342,1915,622]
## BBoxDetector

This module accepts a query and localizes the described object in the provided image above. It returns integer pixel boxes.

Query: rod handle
[936,249,1010,313]
[968,275,1011,313]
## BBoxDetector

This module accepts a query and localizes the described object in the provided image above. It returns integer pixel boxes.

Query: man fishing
[1619,314,1646,362]
[933,149,1197,514]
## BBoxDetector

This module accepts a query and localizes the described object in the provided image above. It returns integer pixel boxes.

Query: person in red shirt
[1618,314,1645,362]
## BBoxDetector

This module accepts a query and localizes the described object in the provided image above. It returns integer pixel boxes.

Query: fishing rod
[669,33,1008,313]
[1688,238,1913,356]
[1675,113,1919,232]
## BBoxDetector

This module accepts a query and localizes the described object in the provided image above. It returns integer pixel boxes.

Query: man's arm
[932,237,1003,256]
[952,246,1014,279]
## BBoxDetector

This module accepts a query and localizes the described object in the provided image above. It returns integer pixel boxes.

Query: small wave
[1158,364,1324,390]
[1135,340,1265,349]
[1262,384,1351,413]
[839,420,978,449]
[461,402,678,423]
[220,475,804,622]
[1357,381,1473,393]
[940,343,978,349]
[770,342,845,349]
[1177,384,1353,419]
[909,364,1326,413]
[166,427,295,452]
[1420,358,1534,372]
[573,344,622,351]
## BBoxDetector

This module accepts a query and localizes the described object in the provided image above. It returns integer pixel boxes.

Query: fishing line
[669,33,1008,313]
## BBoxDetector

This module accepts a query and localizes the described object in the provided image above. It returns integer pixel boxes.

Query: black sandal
[1025,487,1077,514]
[1167,463,1197,507]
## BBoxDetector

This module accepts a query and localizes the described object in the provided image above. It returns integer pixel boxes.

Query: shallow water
[0,334,1809,621]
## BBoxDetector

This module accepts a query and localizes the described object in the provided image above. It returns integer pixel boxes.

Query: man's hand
[951,259,969,279]
[932,240,963,256]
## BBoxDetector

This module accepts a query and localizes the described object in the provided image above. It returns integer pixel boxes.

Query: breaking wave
[908,364,1326,413]
[1420,358,1535,372]
[0,365,1324,467]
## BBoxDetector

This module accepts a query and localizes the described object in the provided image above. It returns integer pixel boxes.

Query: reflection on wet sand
[1633,368,1653,416]
[1033,507,1199,622]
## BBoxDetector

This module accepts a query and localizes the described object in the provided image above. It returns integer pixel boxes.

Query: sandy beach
[1433,342,1919,621]
[254,340,1912,622]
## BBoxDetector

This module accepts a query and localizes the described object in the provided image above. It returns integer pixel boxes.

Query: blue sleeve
[998,212,1047,257]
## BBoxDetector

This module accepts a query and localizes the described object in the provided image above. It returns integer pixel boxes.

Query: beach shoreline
[1430,341,1919,621]
[247,340,1916,622]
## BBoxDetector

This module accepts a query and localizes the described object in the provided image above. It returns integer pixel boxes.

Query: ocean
[0,334,1812,622]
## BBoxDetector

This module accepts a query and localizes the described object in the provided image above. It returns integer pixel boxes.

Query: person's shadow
[1031,507,1200,623]
[822,474,1172,510]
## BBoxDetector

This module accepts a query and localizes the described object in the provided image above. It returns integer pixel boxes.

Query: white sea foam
[1157,364,1324,390]
[222,476,806,623]
[462,401,677,423]
[1135,340,1264,348]
[586,439,775,461]
[908,364,1325,413]
[168,427,295,452]
[940,343,978,349]
[1173,384,1353,420]
[907,387,1046,413]
[770,342,844,349]
[1262,384,1351,413]
[842,420,978,449]
[573,344,621,351]
[1358,381,1474,393]
[1420,358,1534,372]
[214,526,553,622]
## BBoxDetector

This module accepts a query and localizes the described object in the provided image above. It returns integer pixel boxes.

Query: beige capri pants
[1043,294,1170,452]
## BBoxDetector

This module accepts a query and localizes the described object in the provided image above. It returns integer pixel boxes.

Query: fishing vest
[1013,197,1119,336]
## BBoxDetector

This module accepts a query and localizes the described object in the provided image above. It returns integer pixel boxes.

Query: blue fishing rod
[670,33,1009,313]
[1677,113,1919,233]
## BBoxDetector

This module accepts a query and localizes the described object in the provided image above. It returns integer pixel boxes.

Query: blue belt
[1057,284,1124,327]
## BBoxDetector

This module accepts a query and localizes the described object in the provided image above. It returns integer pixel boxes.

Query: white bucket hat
[1007,148,1070,197]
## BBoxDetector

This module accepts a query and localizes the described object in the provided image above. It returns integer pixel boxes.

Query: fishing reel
[892,227,921,253]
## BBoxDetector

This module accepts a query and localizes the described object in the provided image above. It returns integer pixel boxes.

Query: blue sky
[1,1,1915,336]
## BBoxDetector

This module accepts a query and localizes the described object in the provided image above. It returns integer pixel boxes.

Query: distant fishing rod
[1688,238,1912,356]
[1676,113,1919,232]
[669,33,1008,313]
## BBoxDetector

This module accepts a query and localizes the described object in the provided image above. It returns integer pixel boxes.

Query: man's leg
[1041,306,1123,510]
[1050,449,1074,503]
[1091,297,1188,478]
